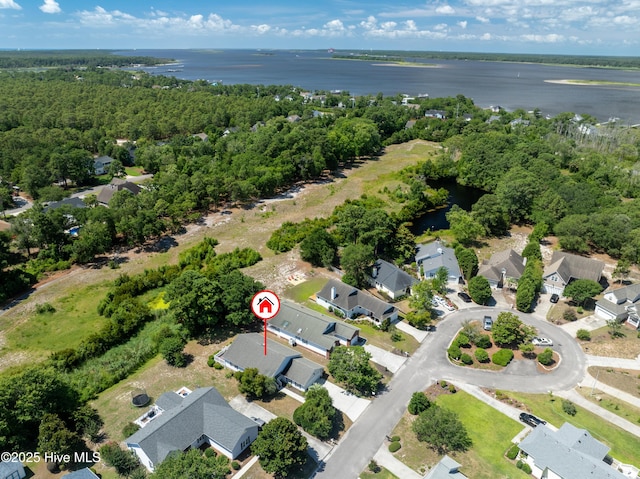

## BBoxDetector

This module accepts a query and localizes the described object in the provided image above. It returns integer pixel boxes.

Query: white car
[532,337,553,347]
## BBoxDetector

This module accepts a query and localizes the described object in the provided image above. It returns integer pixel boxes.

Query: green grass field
[508,391,640,468]
[360,466,399,479]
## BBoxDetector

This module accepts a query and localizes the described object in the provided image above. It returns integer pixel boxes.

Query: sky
[0,0,638,56]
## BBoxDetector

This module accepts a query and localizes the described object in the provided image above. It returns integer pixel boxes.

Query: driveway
[364,344,407,373]
[318,379,370,422]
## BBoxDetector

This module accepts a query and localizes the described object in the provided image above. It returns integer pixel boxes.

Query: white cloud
[0,0,21,9]
[458,20,468,28]
[325,19,346,31]
[520,33,565,42]
[475,15,490,23]
[39,0,60,14]
[613,15,636,25]
[436,5,456,14]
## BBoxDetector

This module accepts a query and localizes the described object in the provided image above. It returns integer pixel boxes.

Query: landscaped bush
[448,343,462,360]
[448,384,457,394]
[521,462,532,473]
[368,460,380,473]
[440,380,448,388]
[122,422,140,439]
[563,309,578,322]
[455,333,470,348]
[474,334,492,349]
[204,448,216,458]
[408,392,431,415]
[35,302,56,314]
[475,348,489,363]
[207,355,216,367]
[576,329,591,341]
[460,353,473,365]
[388,441,401,453]
[390,436,401,442]
[562,399,577,416]
[231,461,241,470]
[506,444,519,460]
[213,361,223,369]
[537,347,554,366]
[492,349,514,367]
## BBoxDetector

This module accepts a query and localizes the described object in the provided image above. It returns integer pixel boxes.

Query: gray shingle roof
[43,196,86,212]
[423,455,467,479]
[608,283,640,304]
[596,299,630,316]
[478,249,526,282]
[64,468,100,479]
[415,242,462,280]
[97,178,141,205]
[268,300,360,351]
[518,423,625,479]
[126,387,257,466]
[155,391,183,411]
[318,279,396,321]
[544,251,604,284]
[371,259,418,293]
[220,333,300,378]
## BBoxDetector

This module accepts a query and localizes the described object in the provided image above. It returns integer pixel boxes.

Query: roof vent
[331,287,337,300]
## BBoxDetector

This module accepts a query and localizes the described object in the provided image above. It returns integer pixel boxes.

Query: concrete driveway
[318,379,370,421]
[364,344,407,373]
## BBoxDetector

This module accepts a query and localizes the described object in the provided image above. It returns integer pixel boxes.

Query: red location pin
[250,290,281,355]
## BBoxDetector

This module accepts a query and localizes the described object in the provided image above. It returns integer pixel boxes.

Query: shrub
[506,444,519,460]
[408,392,431,415]
[391,331,403,342]
[122,422,140,439]
[207,355,216,367]
[231,461,241,470]
[516,459,524,469]
[455,333,470,348]
[159,336,187,367]
[460,353,473,365]
[474,334,492,349]
[475,348,489,362]
[448,384,457,394]
[576,329,591,341]
[562,399,577,416]
[521,462,532,473]
[368,460,380,473]
[563,309,578,322]
[537,348,554,366]
[447,343,462,360]
[388,441,401,453]
[390,435,401,442]
[35,302,56,314]
[440,380,448,388]
[492,349,514,367]
[204,448,216,458]
[213,361,223,370]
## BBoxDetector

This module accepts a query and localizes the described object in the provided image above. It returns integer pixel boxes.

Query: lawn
[580,326,640,359]
[507,391,640,467]
[577,387,640,425]
[124,166,144,176]
[391,390,528,478]
[587,366,640,398]
[283,277,329,303]
[360,466,399,479]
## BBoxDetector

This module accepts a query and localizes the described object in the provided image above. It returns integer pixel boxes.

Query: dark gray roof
[518,423,624,479]
[415,241,462,280]
[545,251,604,283]
[64,468,100,479]
[607,283,640,304]
[371,259,418,292]
[478,249,526,282]
[284,356,323,389]
[269,300,360,351]
[126,387,257,466]
[94,155,114,165]
[318,279,396,321]
[97,178,141,205]
[43,196,86,212]
[219,333,301,378]
[155,391,183,411]
[595,299,630,316]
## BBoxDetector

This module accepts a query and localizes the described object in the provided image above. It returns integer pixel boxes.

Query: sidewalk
[585,354,640,371]
[395,320,429,342]
[560,314,608,336]
[579,370,640,409]
[372,443,422,479]
[364,344,407,373]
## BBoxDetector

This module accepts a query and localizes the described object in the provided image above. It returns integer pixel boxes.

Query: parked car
[483,316,493,331]
[457,291,472,303]
[550,293,559,303]
[519,412,546,427]
[532,337,553,347]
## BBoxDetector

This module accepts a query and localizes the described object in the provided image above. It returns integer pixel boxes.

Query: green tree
[235,368,277,399]
[151,449,230,479]
[70,220,114,263]
[251,417,308,477]
[340,243,374,288]
[408,392,431,415]
[300,227,338,268]
[432,266,449,295]
[37,413,85,468]
[467,275,492,305]
[412,405,472,454]
[537,348,554,366]
[563,279,603,307]
[328,117,381,163]
[159,336,187,367]
[293,385,336,440]
[612,259,631,284]
[165,270,223,335]
[99,442,141,477]
[491,312,534,346]
[446,205,484,245]
[327,346,382,396]
[409,280,434,312]
[108,159,126,179]
[495,166,542,223]
[0,185,13,218]
[454,246,479,281]
[472,194,510,236]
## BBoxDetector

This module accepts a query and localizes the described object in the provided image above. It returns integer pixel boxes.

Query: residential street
[316,306,589,479]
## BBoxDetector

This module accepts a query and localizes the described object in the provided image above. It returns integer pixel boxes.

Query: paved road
[316,307,587,479]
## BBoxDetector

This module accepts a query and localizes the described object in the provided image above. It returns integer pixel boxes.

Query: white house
[93,156,115,175]
[317,279,398,324]
[542,251,605,296]
[595,283,640,329]
[126,387,258,472]
[415,241,462,283]
[367,259,418,300]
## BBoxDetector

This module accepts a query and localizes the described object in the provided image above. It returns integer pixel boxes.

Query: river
[118,49,640,124]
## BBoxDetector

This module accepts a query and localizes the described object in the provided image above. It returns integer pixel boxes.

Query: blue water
[117,49,640,124]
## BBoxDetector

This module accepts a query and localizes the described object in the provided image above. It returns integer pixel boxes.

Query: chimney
[372,266,377,278]
[331,287,337,300]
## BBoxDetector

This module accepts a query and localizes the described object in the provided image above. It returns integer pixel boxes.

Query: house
[425,109,447,119]
[93,156,114,175]
[368,258,418,300]
[595,283,640,329]
[63,468,100,479]
[478,249,526,289]
[97,178,142,206]
[405,120,417,129]
[542,251,605,296]
[424,455,467,479]
[216,333,324,391]
[415,241,462,283]
[191,132,209,142]
[43,196,87,212]
[317,279,398,324]
[518,423,627,479]
[268,300,361,358]
[0,460,26,479]
[125,387,258,471]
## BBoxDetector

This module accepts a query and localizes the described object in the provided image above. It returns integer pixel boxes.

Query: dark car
[519,412,546,427]
[550,293,559,303]
[458,291,472,303]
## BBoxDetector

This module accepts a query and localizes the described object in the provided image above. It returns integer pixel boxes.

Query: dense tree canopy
[327,346,382,396]
[251,417,308,477]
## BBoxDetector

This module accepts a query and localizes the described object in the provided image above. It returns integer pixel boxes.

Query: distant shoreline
[545,79,640,87]
[371,62,442,69]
